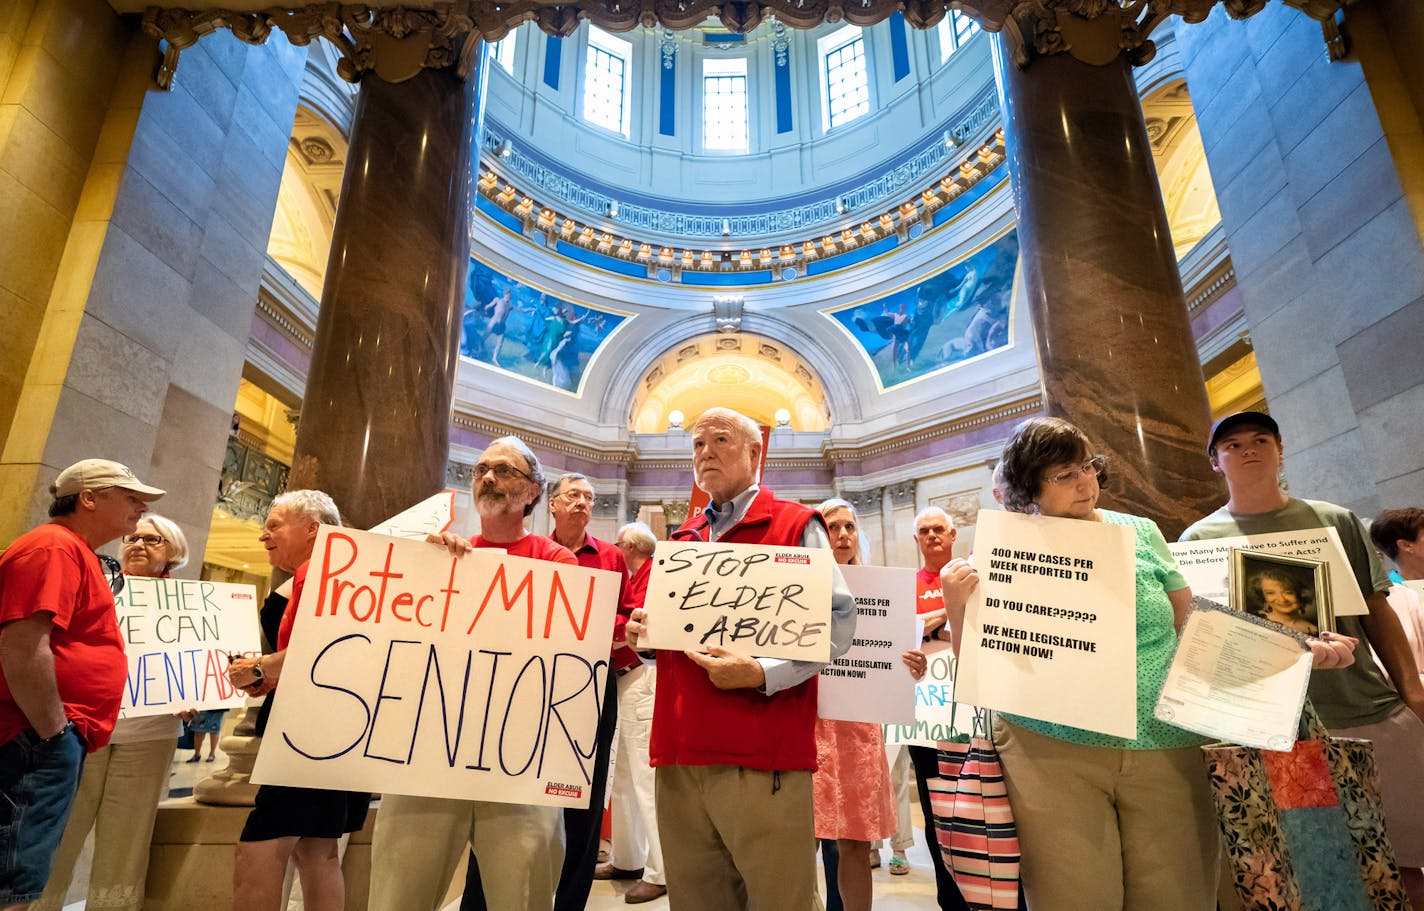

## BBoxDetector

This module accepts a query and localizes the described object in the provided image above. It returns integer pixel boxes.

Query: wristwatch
[250,659,265,684]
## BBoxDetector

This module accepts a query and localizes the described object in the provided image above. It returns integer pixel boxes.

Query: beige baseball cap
[52,459,165,500]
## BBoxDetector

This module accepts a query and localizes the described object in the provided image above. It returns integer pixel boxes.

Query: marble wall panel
[1297,141,1409,262]
[1314,199,1424,339]
[1357,385,1424,497]
[1337,294,1424,412]
[169,313,247,410]
[0,104,89,213]
[1280,427,1380,520]
[63,314,170,424]
[109,169,204,280]
[0,170,71,302]
[191,252,263,341]
[84,226,193,356]
[1267,365,1361,454]
[124,118,216,218]
[1281,85,1386,208]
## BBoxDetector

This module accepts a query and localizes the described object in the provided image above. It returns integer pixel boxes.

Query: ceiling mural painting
[826,228,1018,390]
[460,257,631,395]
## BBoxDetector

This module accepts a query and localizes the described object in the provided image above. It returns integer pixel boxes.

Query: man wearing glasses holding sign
[625,407,856,911]
[0,459,164,910]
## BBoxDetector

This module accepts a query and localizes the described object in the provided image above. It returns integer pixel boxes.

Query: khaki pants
[994,719,1219,911]
[608,665,664,884]
[655,764,815,911]
[32,737,176,911]
[367,794,562,911]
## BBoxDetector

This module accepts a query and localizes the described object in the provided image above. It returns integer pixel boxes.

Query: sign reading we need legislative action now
[252,526,620,808]
[115,578,262,718]
[818,564,918,725]
[955,510,1138,740]
[642,540,834,662]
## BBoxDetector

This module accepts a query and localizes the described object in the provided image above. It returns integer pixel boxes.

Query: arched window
[819,26,870,131]
[937,11,980,62]
[703,57,749,152]
[583,26,631,136]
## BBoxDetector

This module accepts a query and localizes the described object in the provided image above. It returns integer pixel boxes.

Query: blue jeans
[0,725,85,904]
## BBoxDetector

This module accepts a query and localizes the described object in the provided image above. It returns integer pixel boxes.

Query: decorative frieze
[888,481,917,508]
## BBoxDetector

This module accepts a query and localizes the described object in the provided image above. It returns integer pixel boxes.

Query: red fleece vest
[649,488,822,771]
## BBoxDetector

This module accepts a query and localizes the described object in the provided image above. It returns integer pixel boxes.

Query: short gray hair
[690,408,761,447]
[616,521,656,555]
[550,472,590,499]
[272,489,341,526]
[914,506,954,530]
[140,514,190,571]
[487,436,545,516]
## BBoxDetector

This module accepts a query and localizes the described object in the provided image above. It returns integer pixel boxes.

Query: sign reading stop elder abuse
[817,564,917,724]
[115,578,262,718]
[252,525,620,808]
[955,510,1138,740]
[642,541,833,662]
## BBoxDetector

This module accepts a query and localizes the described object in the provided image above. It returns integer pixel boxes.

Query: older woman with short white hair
[33,515,191,911]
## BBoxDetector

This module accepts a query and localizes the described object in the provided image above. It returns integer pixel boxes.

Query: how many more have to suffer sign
[252,526,620,808]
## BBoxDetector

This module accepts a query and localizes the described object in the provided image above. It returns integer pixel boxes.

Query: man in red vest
[626,407,855,910]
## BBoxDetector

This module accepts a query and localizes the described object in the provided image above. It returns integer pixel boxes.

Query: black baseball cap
[1207,411,1280,454]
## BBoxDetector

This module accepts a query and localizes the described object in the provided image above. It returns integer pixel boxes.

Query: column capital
[960,0,1278,69]
[142,3,484,89]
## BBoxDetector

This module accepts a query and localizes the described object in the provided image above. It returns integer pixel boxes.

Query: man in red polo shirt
[546,473,632,910]
[0,459,164,910]
[626,408,856,911]
[370,435,576,911]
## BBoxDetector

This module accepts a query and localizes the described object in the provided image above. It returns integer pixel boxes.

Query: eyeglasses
[98,554,125,596]
[1044,456,1106,487]
[123,534,166,547]
[475,462,532,482]
[558,491,594,504]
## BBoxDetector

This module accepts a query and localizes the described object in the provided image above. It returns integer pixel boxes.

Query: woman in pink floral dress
[814,499,929,911]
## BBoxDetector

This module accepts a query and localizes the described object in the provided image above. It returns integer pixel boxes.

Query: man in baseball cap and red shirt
[0,459,163,909]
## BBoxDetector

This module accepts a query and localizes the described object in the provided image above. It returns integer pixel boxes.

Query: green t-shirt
[1180,498,1401,729]
[1004,509,1207,750]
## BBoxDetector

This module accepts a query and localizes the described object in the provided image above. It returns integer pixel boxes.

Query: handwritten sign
[115,577,262,718]
[818,565,917,724]
[642,541,833,661]
[252,526,620,808]
[1170,527,1368,617]
[367,490,456,541]
[881,640,968,747]
[956,510,1138,739]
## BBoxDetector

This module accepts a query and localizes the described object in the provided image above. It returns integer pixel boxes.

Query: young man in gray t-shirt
[1182,411,1424,903]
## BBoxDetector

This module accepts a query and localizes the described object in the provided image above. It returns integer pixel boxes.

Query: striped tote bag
[929,710,1022,910]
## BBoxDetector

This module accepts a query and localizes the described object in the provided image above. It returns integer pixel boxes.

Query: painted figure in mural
[486,289,514,367]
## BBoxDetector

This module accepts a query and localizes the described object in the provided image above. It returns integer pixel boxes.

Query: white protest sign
[881,639,968,747]
[1170,527,1368,617]
[956,510,1138,740]
[115,577,262,718]
[818,565,917,724]
[366,490,456,540]
[252,526,620,808]
[1153,603,1312,750]
[642,540,833,662]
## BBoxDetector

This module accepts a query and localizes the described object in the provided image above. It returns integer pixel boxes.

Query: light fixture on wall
[774,408,792,427]
[668,410,685,431]
[607,200,619,218]
[943,130,962,149]
[721,218,731,237]
[834,196,849,215]
[498,139,513,157]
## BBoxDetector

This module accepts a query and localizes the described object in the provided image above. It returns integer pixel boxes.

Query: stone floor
[61,745,945,910]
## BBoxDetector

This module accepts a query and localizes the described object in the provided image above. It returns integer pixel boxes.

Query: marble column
[287,56,484,529]
[993,26,1222,538]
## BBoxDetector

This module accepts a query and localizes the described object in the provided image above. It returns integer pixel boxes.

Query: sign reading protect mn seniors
[956,510,1138,739]
[818,565,917,724]
[114,578,262,718]
[251,526,620,808]
[642,541,833,662]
